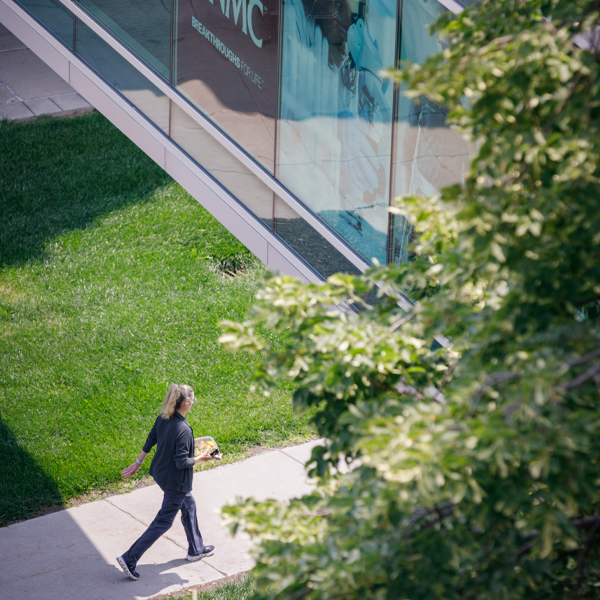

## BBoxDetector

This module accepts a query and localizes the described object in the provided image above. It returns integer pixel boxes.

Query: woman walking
[117,384,215,580]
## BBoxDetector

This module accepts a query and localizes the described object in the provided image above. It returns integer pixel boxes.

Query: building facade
[0,0,475,281]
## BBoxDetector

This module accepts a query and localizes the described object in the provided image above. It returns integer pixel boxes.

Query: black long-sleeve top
[143,412,195,493]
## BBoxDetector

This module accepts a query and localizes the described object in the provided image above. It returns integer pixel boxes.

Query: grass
[165,576,256,600]
[0,112,314,526]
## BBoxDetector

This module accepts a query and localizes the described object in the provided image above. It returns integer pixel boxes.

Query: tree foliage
[219,1,600,597]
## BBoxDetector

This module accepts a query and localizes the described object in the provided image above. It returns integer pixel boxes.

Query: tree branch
[298,510,333,519]
[503,401,522,424]
[517,540,534,561]
[482,34,514,52]
[394,380,445,404]
[402,502,455,539]
[575,294,600,306]
[566,347,600,367]
[543,72,584,132]
[516,517,600,563]
[471,372,522,412]
[419,504,456,533]
[574,517,600,599]
[557,361,600,390]
[573,516,600,528]
[439,360,457,392]
[288,588,311,600]
[513,516,600,564]
[516,529,540,560]
[395,380,423,400]
[389,311,416,332]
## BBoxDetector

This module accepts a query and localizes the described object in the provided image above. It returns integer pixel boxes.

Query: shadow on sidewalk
[0,111,171,269]
[0,488,223,599]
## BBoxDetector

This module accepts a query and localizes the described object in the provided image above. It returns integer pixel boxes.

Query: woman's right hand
[121,462,140,479]
[194,449,212,463]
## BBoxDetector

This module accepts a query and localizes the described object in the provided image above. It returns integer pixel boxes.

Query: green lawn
[0,113,312,526]
[166,576,255,600]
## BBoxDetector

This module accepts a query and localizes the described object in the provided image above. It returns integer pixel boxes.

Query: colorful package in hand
[194,436,222,460]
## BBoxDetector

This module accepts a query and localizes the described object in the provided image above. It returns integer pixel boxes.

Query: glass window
[391,0,476,263]
[77,0,172,80]
[170,102,275,226]
[75,20,170,134]
[175,0,280,173]
[273,196,361,278]
[276,0,397,265]
[16,0,74,47]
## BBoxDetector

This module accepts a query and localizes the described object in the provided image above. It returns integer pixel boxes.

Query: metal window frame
[436,0,465,14]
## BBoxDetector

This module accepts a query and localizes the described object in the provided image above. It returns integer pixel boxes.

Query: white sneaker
[117,555,140,580]
[186,545,215,561]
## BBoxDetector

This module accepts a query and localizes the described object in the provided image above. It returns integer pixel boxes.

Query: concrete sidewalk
[0,440,321,600]
[0,23,92,121]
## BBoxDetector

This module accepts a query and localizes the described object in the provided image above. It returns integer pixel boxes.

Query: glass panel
[391,0,476,264]
[77,0,171,80]
[175,0,280,173]
[170,102,274,226]
[75,20,170,134]
[16,0,74,47]
[273,196,361,278]
[276,0,397,265]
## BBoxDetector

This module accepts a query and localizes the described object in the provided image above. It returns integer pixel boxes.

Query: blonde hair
[161,384,195,419]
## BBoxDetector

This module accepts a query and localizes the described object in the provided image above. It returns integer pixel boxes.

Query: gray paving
[0,23,93,121]
[0,440,322,600]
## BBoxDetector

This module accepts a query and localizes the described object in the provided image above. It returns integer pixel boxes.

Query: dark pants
[122,489,205,569]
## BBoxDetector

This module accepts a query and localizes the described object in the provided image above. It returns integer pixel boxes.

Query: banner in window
[176,0,280,172]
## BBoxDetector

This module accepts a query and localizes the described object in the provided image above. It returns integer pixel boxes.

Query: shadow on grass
[0,111,172,268]
[0,417,63,527]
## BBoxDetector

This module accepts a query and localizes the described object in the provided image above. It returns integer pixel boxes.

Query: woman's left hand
[194,449,212,463]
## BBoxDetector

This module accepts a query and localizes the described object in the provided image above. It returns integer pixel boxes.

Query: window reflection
[75,20,170,133]
[391,0,476,264]
[16,0,74,47]
[277,0,397,265]
[273,196,362,278]
[170,102,275,227]
[77,0,172,80]
[175,0,280,173]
